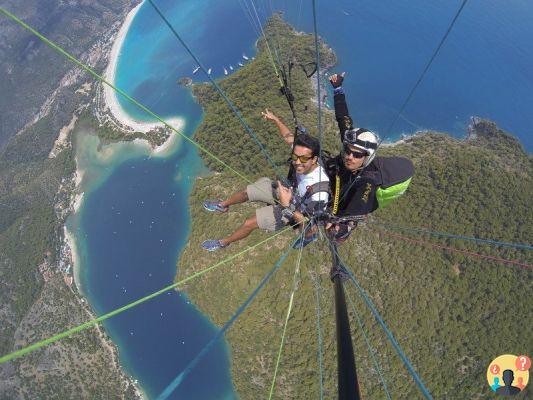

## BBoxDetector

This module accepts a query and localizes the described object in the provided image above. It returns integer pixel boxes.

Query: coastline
[60,2,186,396]
[65,147,151,399]
[3,0,529,396]
[57,171,145,399]
[102,0,184,135]
[65,222,82,290]
[68,124,183,292]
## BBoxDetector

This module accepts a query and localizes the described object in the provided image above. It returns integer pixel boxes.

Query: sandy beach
[152,130,183,156]
[64,225,82,289]
[103,1,185,135]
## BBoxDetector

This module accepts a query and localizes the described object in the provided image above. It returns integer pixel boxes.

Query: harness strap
[297,181,331,215]
[332,175,341,216]
[303,181,331,200]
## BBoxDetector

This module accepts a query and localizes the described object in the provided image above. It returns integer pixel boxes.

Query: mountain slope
[177,16,532,400]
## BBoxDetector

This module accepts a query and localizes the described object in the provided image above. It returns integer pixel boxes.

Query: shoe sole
[202,241,229,251]
[203,204,227,213]
[202,244,220,251]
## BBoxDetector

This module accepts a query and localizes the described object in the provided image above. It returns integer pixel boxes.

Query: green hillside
[0,2,143,397]
[177,16,533,400]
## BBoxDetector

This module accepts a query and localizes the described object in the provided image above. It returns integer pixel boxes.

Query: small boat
[238,62,244,67]
[242,53,249,60]
[224,68,228,75]
[207,68,212,74]
[251,56,255,60]
[229,65,234,70]
[192,66,200,74]
[342,10,350,16]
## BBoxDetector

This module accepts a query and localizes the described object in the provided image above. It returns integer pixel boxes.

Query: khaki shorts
[246,177,289,231]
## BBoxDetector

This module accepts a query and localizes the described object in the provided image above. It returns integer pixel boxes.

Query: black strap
[300,61,317,78]
[301,181,331,203]
[354,138,378,150]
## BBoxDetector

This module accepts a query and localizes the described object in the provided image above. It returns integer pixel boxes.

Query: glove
[329,72,345,89]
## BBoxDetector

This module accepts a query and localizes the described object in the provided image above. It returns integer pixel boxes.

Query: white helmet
[343,128,379,168]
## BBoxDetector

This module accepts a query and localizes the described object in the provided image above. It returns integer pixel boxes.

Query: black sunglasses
[342,145,367,159]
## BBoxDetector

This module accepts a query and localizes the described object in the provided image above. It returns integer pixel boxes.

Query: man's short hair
[294,133,320,157]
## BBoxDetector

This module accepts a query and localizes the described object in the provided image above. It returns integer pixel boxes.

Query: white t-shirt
[295,165,330,205]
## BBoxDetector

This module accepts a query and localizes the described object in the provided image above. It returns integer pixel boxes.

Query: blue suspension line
[311,0,328,208]
[311,0,323,157]
[330,244,434,400]
[156,240,296,400]
[147,0,286,181]
[345,288,392,400]
[386,0,469,136]
[238,0,262,37]
[371,221,533,251]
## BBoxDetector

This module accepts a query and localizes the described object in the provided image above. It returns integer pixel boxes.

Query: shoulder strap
[301,181,331,203]
[309,181,331,195]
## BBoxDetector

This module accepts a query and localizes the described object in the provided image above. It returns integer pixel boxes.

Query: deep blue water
[114,0,257,123]
[77,0,533,399]
[115,0,533,150]
[75,138,236,399]
[300,0,533,149]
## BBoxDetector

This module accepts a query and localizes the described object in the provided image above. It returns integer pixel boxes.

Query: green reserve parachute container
[374,156,414,208]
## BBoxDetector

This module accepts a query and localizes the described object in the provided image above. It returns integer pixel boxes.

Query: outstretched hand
[261,109,278,122]
[329,72,345,88]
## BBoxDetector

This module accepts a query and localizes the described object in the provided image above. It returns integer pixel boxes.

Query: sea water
[76,0,533,399]
[116,0,533,149]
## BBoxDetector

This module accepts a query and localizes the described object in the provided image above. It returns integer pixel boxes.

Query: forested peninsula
[178,15,532,399]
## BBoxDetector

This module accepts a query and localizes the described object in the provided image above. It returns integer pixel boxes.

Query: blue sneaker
[203,200,228,213]
[292,233,318,249]
[201,239,228,252]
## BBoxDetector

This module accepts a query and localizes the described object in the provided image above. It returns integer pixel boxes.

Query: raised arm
[262,109,294,146]
[329,73,354,142]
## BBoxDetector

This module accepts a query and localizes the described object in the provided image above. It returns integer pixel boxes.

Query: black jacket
[325,155,413,216]
[325,155,378,216]
[334,90,354,142]
[326,91,413,216]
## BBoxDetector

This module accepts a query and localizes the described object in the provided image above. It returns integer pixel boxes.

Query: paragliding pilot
[325,72,414,242]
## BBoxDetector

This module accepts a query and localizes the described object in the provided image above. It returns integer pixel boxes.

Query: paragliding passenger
[326,73,414,242]
[201,111,329,251]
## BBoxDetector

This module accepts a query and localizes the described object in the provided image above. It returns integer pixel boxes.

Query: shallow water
[76,0,533,398]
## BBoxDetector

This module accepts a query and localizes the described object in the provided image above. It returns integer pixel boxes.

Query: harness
[323,153,364,216]
[300,181,331,202]
[294,181,331,216]
[323,155,415,242]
